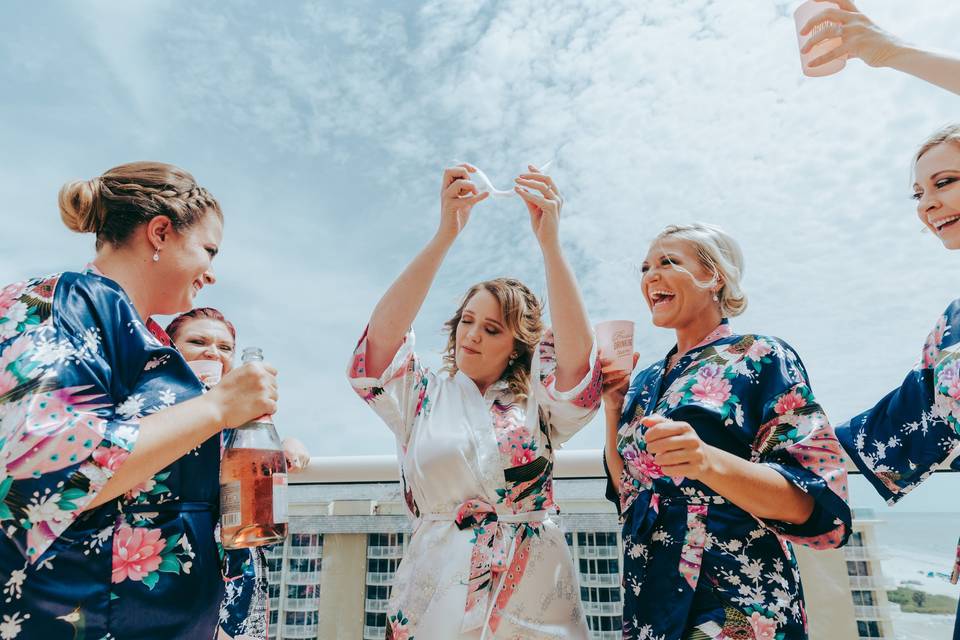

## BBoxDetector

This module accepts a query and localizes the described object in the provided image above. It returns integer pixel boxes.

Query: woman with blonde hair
[0,162,278,639]
[348,164,601,638]
[602,223,851,639]
[835,124,960,636]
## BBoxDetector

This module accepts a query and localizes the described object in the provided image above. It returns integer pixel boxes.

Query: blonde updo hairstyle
[442,278,544,400]
[653,223,748,318]
[58,161,222,250]
[915,123,960,164]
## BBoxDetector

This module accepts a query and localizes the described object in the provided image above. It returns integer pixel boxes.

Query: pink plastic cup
[794,0,847,78]
[188,359,223,386]
[596,320,635,375]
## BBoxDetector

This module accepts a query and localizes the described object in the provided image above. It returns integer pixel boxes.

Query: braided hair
[58,161,222,250]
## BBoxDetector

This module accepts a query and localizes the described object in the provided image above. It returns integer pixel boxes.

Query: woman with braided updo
[0,161,278,639]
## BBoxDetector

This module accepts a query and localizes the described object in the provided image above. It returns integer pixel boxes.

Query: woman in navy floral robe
[0,162,277,640]
[835,125,960,638]
[603,224,851,640]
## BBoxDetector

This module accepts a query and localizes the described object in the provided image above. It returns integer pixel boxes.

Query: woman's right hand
[206,362,279,428]
[438,164,489,241]
[800,0,905,69]
[601,352,639,418]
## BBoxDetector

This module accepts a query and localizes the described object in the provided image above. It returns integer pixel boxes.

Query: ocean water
[870,511,960,640]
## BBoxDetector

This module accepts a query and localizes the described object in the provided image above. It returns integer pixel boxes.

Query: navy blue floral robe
[0,270,259,639]
[606,321,851,640]
[836,299,960,639]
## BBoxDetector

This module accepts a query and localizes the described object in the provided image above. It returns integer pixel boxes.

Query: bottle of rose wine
[219,347,288,549]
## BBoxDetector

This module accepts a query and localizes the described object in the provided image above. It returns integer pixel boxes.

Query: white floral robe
[348,327,602,639]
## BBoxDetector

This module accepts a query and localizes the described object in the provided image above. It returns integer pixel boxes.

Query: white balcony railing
[843,546,876,561]
[853,605,888,620]
[367,545,404,558]
[583,600,622,615]
[286,545,322,558]
[365,598,390,613]
[847,576,886,589]
[581,573,620,587]
[366,572,395,585]
[578,545,620,559]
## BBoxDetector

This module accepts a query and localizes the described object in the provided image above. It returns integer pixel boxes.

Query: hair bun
[58,177,105,234]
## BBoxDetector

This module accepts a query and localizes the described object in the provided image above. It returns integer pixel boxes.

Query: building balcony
[365,598,391,613]
[284,598,320,612]
[853,605,890,620]
[264,449,960,640]
[286,545,323,558]
[580,573,621,587]
[367,544,404,558]
[578,545,620,559]
[583,600,622,615]
[847,576,887,589]
[281,624,318,638]
[366,571,396,585]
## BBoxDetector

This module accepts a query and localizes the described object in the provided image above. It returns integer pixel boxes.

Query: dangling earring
[712,291,719,302]
[508,352,517,366]
[152,247,160,262]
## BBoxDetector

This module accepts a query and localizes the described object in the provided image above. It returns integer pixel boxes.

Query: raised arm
[600,353,640,494]
[364,165,489,379]
[515,166,593,391]
[801,0,960,95]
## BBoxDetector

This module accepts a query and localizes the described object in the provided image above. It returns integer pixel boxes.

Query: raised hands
[515,165,563,249]
[439,164,489,242]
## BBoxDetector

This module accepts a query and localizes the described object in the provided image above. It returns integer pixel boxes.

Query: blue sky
[1,1,958,513]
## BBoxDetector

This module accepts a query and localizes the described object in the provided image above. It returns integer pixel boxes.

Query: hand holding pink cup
[794,0,847,77]
[596,320,635,375]
[188,359,223,386]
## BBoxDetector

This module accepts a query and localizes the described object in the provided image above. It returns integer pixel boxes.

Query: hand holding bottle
[206,361,278,429]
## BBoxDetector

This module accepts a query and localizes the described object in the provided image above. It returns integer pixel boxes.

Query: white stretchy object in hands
[453,160,553,199]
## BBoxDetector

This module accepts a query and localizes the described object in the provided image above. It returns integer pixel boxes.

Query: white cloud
[1,0,958,469]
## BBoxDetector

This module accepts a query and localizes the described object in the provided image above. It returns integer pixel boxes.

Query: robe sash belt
[422,499,549,634]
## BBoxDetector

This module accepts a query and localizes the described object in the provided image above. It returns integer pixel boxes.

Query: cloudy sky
[1,1,957,512]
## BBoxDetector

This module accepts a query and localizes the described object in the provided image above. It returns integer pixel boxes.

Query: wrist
[196,391,226,434]
[538,237,562,256]
[877,39,915,69]
[432,228,457,249]
[700,444,723,483]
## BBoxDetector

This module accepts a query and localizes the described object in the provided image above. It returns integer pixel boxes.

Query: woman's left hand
[515,165,562,248]
[642,415,715,481]
[282,437,311,472]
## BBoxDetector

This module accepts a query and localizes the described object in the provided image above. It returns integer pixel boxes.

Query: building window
[846,561,870,577]
[857,620,883,637]
[852,590,875,606]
